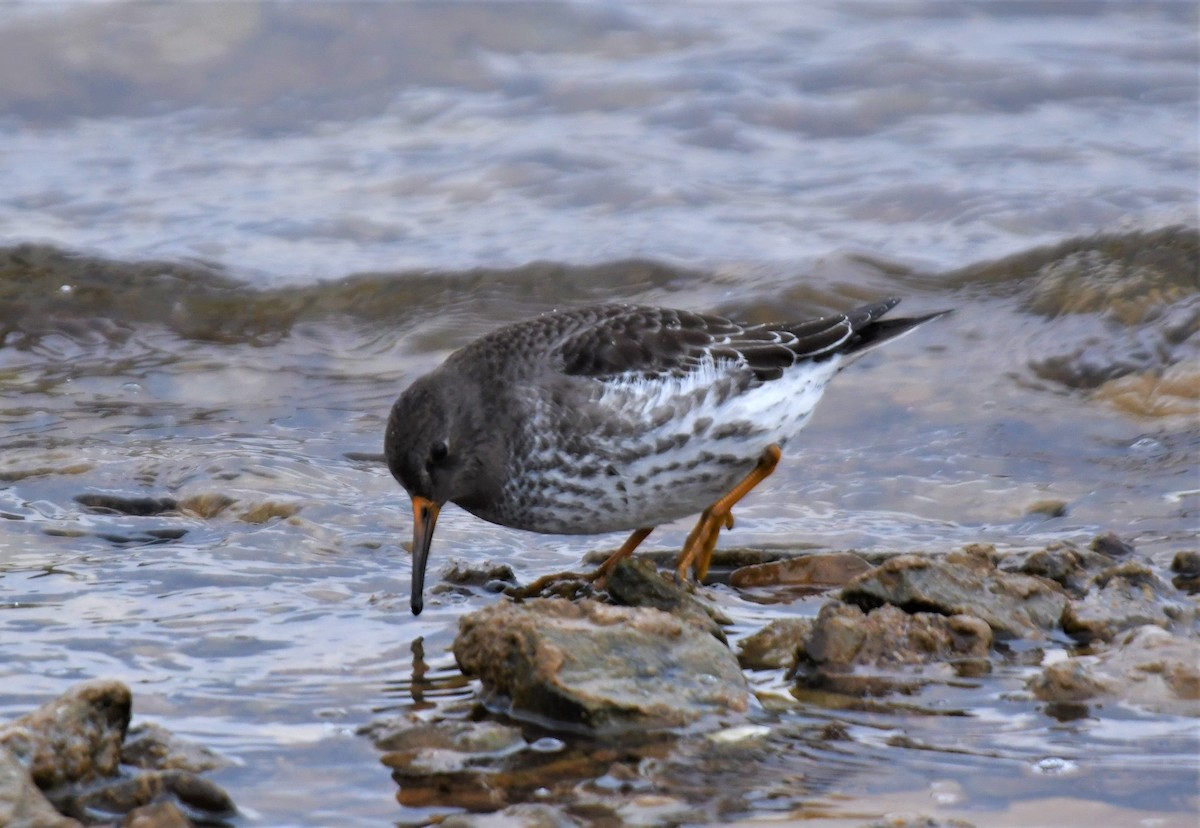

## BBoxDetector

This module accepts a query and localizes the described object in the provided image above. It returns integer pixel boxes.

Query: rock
[1061,562,1186,643]
[1013,543,1091,597]
[453,599,750,731]
[1028,660,1104,703]
[440,802,582,827]
[728,552,872,589]
[793,603,992,695]
[50,769,237,825]
[1025,499,1068,518]
[0,745,82,828]
[0,679,131,789]
[441,559,517,587]
[121,800,191,828]
[842,547,1067,638]
[120,723,229,773]
[602,558,730,640]
[1090,531,1135,558]
[737,618,812,671]
[1029,626,1200,716]
[0,681,236,826]
[1170,550,1200,593]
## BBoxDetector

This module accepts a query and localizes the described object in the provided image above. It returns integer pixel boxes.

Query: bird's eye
[429,440,450,465]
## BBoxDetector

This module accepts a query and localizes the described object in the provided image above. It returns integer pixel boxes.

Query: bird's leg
[509,526,654,600]
[588,526,654,585]
[675,443,782,583]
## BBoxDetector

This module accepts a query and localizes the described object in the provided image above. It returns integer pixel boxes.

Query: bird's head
[385,370,492,615]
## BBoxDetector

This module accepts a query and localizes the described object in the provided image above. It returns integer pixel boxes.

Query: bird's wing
[550,303,894,383]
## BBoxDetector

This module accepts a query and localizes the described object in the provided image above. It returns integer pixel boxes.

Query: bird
[385,299,947,614]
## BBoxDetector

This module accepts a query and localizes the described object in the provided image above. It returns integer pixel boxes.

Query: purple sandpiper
[386,299,947,614]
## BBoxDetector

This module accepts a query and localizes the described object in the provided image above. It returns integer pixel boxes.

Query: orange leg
[675,444,782,583]
[510,526,654,599]
[589,526,655,583]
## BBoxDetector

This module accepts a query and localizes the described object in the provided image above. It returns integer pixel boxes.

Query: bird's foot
[505,569,595,602]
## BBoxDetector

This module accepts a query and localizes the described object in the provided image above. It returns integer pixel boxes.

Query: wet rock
[1025,499,1068,518]
[1013,544,1091,597]
[859,815,976,828]
[1028,660,1104,704]
[75,494,179,516]
[0,679,131,789]
[440,802,581,827]
[737,618,812,671]
[50,769,236,825]
[0,745,82,828]
[1169,550,1200,593]
[603,557,729,641]
[237,500,299,523]
[729,552,872,589]
[442,559,517,587]
[121,800,191,828]
[793,603,992,696]
[842,547,1067,638]
[1061,562,1187,643]
[176,494,237,518]
[120,723,230,773]
[1029,626,1200,716]
[1090,531,1135,558]
[453,599,750,731]
[366,715,622,812]
[0,681,236,827]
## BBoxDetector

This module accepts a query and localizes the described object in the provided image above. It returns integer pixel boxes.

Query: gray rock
[842,547,1067,638]
[120,722,230,773]
[1062,562,1187,643]
[603,557,730,641]
[454,599,750,731]
[1028,625,1200,716]
[0,745,82,828]
[737,618,813,671]
[440,802,582,828]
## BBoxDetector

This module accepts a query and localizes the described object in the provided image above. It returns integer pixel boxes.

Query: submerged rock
[453,598,749,731]
[841,546,1067,638]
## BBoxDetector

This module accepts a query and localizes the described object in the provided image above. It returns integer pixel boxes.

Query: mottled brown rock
[736,618,812,671]
[729,552,872,589]
[1025,499,1068,518]
[52,770,236,825]
[454,599,749,731]
[0,679,131,789]
[802,604,992,668]
[121,800,190,828]
[1029,660,1103,703]
[1170,550,1200,593]
[0,745,82,828]
[120,723,229,773]
[842,549,1067,638]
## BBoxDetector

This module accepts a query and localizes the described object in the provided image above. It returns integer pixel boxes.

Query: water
[0,2,1197,826]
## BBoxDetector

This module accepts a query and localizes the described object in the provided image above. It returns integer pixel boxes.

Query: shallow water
[0,2,1197,827]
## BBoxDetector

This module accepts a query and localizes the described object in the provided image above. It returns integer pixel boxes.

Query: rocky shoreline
[7,535,1196,827]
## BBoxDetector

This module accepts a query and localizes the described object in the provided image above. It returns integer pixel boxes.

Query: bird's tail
[838,298,951,359]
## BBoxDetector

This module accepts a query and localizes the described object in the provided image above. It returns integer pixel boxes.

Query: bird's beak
[410,496,440,615]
